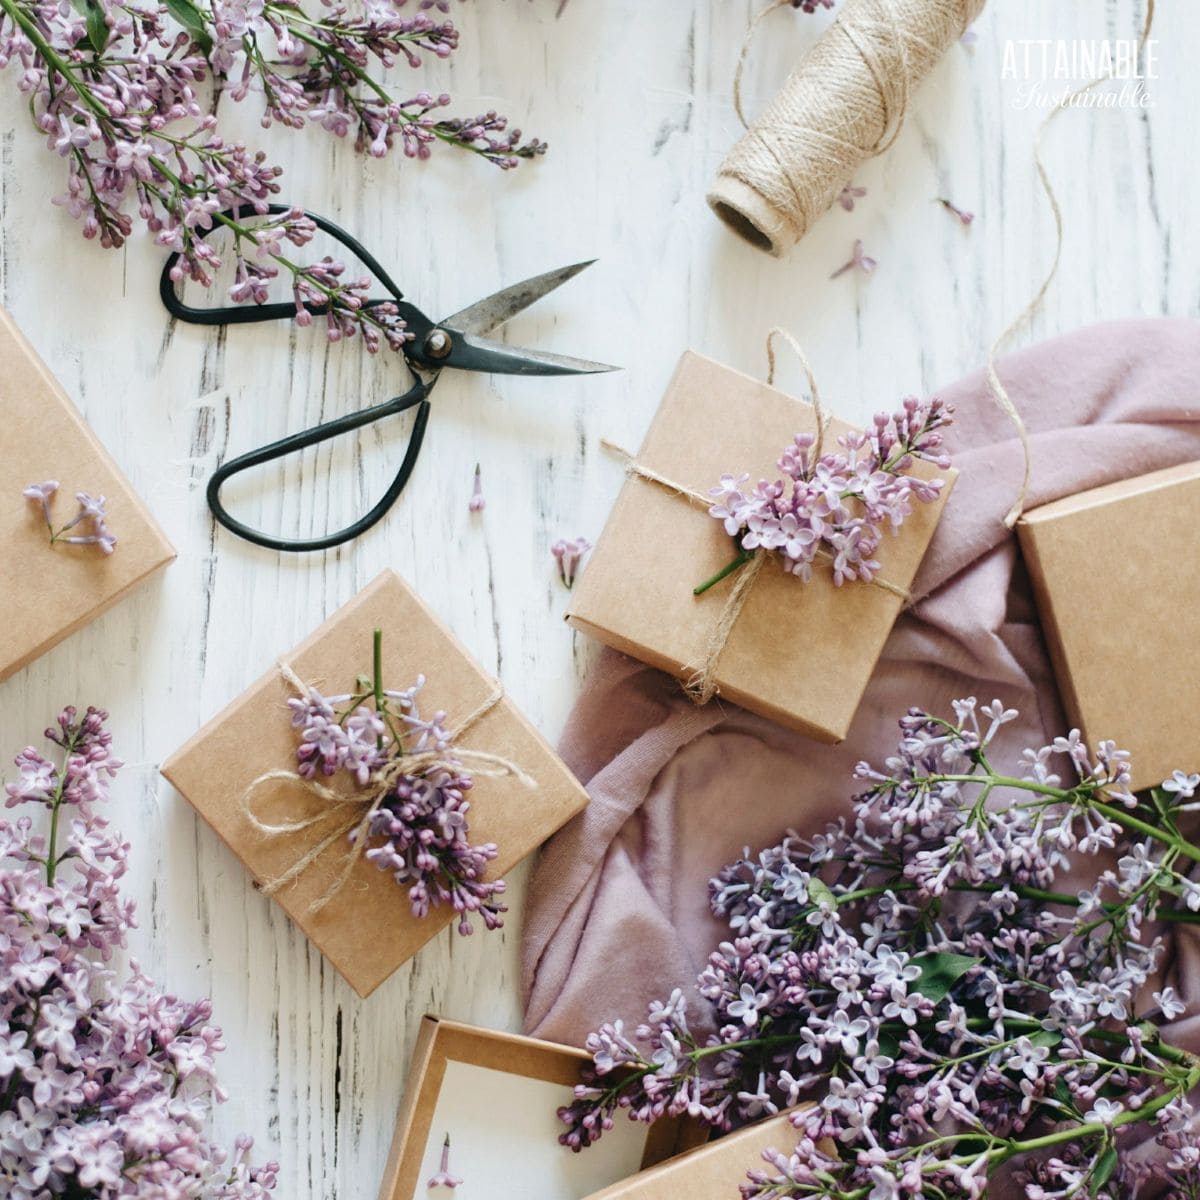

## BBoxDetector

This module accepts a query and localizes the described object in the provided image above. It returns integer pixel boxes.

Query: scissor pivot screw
[424,329,453,359]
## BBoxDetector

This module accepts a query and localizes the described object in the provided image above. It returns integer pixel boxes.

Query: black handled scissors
[160,204,616,553]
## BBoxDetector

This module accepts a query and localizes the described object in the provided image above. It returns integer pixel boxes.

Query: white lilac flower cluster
[0,706,278,1198]
[0,0,543,348]
[704,396,952,591]
[560,699,1200,1199]
[286,633,505,934]
[23,481,118,554]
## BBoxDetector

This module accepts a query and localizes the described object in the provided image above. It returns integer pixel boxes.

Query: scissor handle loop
[206,383,432,553]
[160,203,409,327]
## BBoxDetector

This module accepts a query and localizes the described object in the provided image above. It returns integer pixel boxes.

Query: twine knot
[241,664,533,913]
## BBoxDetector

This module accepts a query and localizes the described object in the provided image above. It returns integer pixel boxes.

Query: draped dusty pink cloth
[522,319,1200,1056]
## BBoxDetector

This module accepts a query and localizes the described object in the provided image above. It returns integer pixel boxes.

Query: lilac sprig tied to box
[162,571,590,998]
[568,351,958,741]
[240,629,529,935]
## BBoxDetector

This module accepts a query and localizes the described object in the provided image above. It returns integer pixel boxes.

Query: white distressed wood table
[0,0,1188,1194]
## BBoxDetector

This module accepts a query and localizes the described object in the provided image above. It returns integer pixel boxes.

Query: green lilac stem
[831,877,1200,925]
[4,5,401,338]
[1002,1078,1191,1159]
[1093,800,1200,862]
[371,627,385,752]
[917,773,1200,865]
[44,731,78,886]
[694,549,753,596]
[280,18,518,159]
[0,0,110,122]
[595,1032,802,1107]
[922,773,1071,800]
[829,1081,1192,1198]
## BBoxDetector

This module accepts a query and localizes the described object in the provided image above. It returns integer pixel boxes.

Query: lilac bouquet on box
[700,396,952,595]
[560,699,1200,1199]
[0,0,543,348]
[281,630,507,933]
[0,706,278,1198]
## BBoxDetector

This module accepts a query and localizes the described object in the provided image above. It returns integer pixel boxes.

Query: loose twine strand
[990,0,1156,527]
[240,662,534,914]
[723,0,1155,527]
[734,0,914,159]
[603,328,909,706]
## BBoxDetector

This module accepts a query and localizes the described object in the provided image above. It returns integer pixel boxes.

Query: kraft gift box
[567,351,956,742]
[161,570,590,998]
[582,1110,813,1200]
[378,1016,706,1200]
[0,308,175,683]
[1017,460,1200,792]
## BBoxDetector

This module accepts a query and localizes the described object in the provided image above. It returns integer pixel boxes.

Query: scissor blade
[441,260,597,337]
[449,331,617,376]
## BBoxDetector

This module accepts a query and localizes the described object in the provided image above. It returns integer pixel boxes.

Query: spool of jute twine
[709,0,985,257]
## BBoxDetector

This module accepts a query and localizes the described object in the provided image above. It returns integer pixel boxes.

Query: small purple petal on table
[468,463,485,513]
[937,197,975,225]
[428,1133,463,1190]
[830,239,877,279]
[837,183,867,212]
[552,536,592,589]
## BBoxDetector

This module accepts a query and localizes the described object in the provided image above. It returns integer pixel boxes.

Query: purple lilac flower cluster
[1,706,278,1198]
[286,631,505,934]
[23,480,118,554]
[560,699,1200,1199]
[0,0,542,348]
[703,396,951,592]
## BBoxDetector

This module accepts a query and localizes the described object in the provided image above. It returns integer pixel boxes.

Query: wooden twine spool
[709,0,985,257]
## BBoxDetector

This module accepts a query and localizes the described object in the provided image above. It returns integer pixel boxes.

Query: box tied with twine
[568,341,956,742]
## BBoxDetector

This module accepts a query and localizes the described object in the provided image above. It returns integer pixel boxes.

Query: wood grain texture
[0,0,1186,1195]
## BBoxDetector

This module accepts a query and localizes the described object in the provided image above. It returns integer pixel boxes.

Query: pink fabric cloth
[522,318,1200,1048]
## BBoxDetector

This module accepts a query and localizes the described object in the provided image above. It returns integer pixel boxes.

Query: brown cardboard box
[0,309,175,682]
[1018,461,1200,792]
[161,570,590,997]
[584,1109,816,1200]
[568,351,956,741]
[583,1108,811,1195]
[378,1016,706,1200]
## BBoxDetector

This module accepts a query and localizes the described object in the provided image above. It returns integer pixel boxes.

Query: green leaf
[1150,787,1174,822]
[910,952,980,1005]
[165,0,213,53]
[1029,1028,1064,1049]
[85,2,108,54]
[68,0,109,55]
[876,1029,901,1060]
[1090,1143,1118,1197]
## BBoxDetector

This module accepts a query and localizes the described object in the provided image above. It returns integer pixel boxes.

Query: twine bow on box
[241,662,535,914]
[604,329,913,707]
